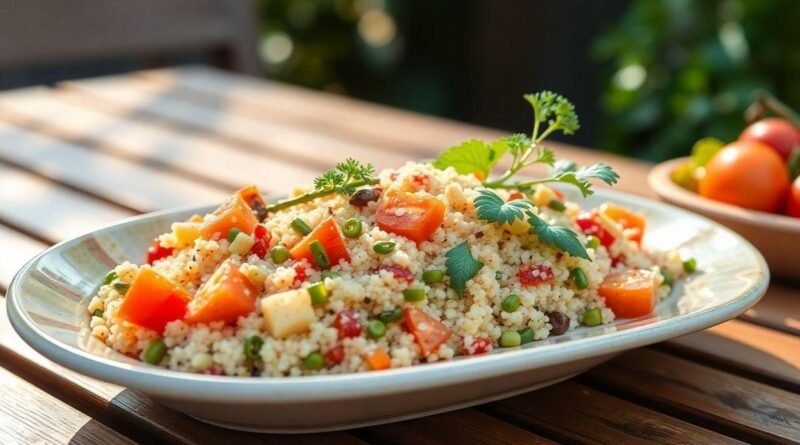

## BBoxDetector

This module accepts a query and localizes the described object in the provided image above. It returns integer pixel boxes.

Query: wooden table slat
[0,363,135,445]
[0,88,319,195]
[0,120,227,212]
[742,283,800,336]
[0,163,132,243]
[0,225,46,289]
[587,348,800,444]
[667,319,800,391]
[485,381,744,445]
[61,75,413,171]
[357,409,557,445]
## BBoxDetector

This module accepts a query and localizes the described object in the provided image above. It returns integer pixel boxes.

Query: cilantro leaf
[445,241,484,297]
[474,189,532,225]
[433,139,507,177]
[505,133,532,157]
[524,91,580,138]
[534,147,556,166]
[550,159,577,176]
[527,214,590,260]
[551,163,619,197]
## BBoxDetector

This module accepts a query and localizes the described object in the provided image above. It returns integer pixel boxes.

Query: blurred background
[2,0,799,162]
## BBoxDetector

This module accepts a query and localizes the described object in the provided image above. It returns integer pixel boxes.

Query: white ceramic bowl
[7,188,769,433]
[649,157,800,281]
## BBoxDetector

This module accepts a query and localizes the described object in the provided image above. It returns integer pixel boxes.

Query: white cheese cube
[260,289,315,338]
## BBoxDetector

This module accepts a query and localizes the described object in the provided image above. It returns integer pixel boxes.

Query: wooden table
[0,66,798,444]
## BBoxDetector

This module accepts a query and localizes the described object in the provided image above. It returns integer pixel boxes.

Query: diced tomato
[290,217,350,267]
[249,225,271,259]
[146,238,174,264]
[118,268,190,333]
[508,192,525,201]
[575,213,616,248]
[200,188,259,240]
[376,264,415,283]
[293,263,307,284]
[404,307,451,356]
[185,261,259,325]
[334,309,363,338]
[611,255,624,268]
[365,348,391,370]
[325,344,345,367]
[411,174,430,190]
[598,269,656,318]
[518,265,554,286]
[600,203,646,245]
[461,336,493,355]
[376,190,445,244]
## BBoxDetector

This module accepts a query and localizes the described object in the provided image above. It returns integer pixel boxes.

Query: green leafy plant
[473,189,590,260]
[267,159,377,212]
[434,92,618,196]
[593,0,800,161]
[444,241,484,298]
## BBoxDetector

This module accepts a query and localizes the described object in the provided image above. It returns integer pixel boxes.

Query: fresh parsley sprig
[267,159,378,213]
[444,241,484,298]
[433,91,619,197]
[474,189,590,260]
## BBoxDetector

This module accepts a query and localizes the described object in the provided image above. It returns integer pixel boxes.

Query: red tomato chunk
[518,265,554,285]
[575,213,616,248]
[376,264,415,283]
[146,238,174,265]
[334,310,363,338]
[461,336,493,355]
[325,345,345,367]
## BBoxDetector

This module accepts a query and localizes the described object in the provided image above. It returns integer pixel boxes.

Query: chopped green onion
[403,287,426,302]
[582,308,602,326]
[548,199,566,211]
[422,269,445,284]
[342,218,363,238]
[226,227,242,243]
[308,282,328,305]
[495,271,503,281]
[518,327,535,344]
[683,258,697,274]
[501,294,520,312]
[321,271,340,280]
[378,308,404,324]
[303,352,325,370]
[112,282,130,294]
[143,339,167,365]
[309,240,331,269]
[91,309,104,318]
[270,245,290,264]
[570,267,589,290]
[367,320,387,339]
[103,270,118,285]
[290,218,312,236]
[661,269,674,287]
[244,335,264,361]
[373,241,396,255]
[499,331,522,347]
[586,236,600,250]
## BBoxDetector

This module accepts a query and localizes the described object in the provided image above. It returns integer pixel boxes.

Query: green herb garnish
[474,189,590,260]
[444,241,484,297]
[433,91,618,196]
[267,159,378,213]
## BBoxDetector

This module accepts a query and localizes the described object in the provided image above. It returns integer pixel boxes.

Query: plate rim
[6,187,770,403]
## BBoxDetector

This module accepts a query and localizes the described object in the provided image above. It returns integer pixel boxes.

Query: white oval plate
[7,188,769,433]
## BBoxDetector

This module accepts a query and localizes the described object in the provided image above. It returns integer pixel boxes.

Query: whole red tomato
[739,118,799,160]
[786,176,800,218]
[698,141,789,213]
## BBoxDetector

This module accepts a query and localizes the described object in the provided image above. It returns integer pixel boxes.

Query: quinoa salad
[87,92,697,377]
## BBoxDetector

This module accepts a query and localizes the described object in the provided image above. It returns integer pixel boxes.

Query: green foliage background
[593,0,800,161]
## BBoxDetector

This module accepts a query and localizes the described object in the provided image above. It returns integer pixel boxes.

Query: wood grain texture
[60,75,413,171]
[667,319,800,391]
[0,87,319,195]
[357,409,556,445]
[0,120,227,212]
[484,381,743,445]
[742,283,800,335]
[0,163,132,242]
[0,225,45,288]
[587,348,800,444]
[0,363,134,445]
